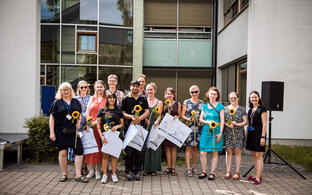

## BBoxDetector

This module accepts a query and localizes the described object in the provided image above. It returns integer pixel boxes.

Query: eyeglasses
[80,86,88,89]
[229,97,237,99]
[191,91,199,94]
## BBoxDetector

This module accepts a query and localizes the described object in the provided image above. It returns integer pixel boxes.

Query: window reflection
[46,65,60,86]
[41,0,60,23]
[62,0,97,24]
[99,27,133,65]
[77,54,97,64]
[99,0,133,26]
[62,26,75,63]
[41,25,60,63]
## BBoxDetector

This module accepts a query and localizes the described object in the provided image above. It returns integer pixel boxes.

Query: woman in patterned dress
[181,85,204,177]
[223,92,247,180]
[198,87,225,180]
[85,80,107,180]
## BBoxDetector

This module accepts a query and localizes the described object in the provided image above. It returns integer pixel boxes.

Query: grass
[270,145,312,173]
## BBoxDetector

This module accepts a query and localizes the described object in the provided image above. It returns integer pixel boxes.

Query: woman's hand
[101,136,107,144]
[216,133,222,143]
[145,119,150,126]
[260,137,265,146]
[154,120,159,127]
[111,125,118,132]
[92,121,97,126]
[50,132,56,141]
[173,116,179,120]
[231,121,237,126]
[228,124,234,129]
[190,117,195,122]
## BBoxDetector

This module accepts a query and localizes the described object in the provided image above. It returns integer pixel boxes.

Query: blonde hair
[55,82,75,99]
[146,82,157,90]
[136,74,146,80]
[76,80,90,95]
[189,85,200,93]
[94,80,106,98]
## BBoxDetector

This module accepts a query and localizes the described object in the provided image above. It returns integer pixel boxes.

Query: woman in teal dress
[198,87,225,180]
[143,83,163,176]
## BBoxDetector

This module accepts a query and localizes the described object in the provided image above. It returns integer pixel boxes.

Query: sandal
[198,172,207,179]
[208,173,216,180]
[165,168,172,175]
[171,168,177,176]
[224,171,231,180]
[192,168,200,175]
[75,175,88,183]
[185,169,193,177]
[59,175,67,182]
[143,171,151,176]
[151,172,157,176]
[232,172,240,180]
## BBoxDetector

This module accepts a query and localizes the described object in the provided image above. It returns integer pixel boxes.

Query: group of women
[49,74,267,185]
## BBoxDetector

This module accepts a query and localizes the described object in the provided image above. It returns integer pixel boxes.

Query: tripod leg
[243,165,254,178]
[271,150,306,179]
[263,149,270,163]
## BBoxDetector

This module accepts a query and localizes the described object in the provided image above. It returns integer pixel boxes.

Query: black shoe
[198,172,207,179]
[125,173,133,181]
[134,172,141,181]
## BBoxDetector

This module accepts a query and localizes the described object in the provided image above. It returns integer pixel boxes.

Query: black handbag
[63,127,76,136]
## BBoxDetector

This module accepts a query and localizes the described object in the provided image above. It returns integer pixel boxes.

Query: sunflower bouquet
[227,108,237,145]
[132,105,144,140]
[83,116,93,130]
[164,99,173,115]
[71,111,80,124]
[209,121,218,151]
[146,105,161,130]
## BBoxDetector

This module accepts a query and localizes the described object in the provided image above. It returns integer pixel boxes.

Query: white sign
[81,128,99,155]
[101,130,123,158]
[146,125,165,151]
[157,113,192,148]
[123,124,148,151]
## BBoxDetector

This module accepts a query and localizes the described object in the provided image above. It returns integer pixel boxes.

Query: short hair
[248,90,264,108]
[107,74,118,82]
[94,80,106,98]
[55,82,75,100]
[165,87,176,100]
[136,74,146,80]
[206,87,220,101]
[76,80,90,95]
[189,85,200,93]
[228,91,239,98]
[105,92,118,108]
[146,82,157,90]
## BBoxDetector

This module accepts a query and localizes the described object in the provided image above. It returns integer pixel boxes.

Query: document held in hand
[101,130,123,158]
[123,124,148,151]
[81,128,99,155]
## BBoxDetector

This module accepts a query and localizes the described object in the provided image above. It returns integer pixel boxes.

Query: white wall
[247,0,312,139]
[0,0,40,133]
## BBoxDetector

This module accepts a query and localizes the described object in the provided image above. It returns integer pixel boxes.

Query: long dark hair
[105,92,117,108]
[248,90,264,108]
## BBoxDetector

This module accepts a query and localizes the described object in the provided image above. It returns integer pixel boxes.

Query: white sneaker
[101,174,108,184]
[86,169,95,179]
[95,170,101,180]
[111,173,118,183]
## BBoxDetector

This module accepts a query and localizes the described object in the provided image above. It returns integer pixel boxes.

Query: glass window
[178,40,212,67]
[144,40,177,67]
[62,0,97,24]
[99,27,133,65]
[62,26,75,64]
[41,0,60,23]
[99,0,133,27]
[98,66,132,93]
[76,54,97,64]
[41,25,60,63]
[77,32,97,52]
[61,66,97,92]
[46,65,60,86]
[40,65,45,75]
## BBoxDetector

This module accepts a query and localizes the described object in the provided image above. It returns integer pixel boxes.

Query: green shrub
[24,115,58,163]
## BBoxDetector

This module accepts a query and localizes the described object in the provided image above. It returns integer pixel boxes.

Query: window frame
[76,31,98,53]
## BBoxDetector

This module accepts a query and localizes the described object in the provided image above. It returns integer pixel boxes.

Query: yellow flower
[191,110,197,116]
[72,111,80,119]
[209,121,217,129]
[229,108,236,116]
[86,117,93,122]
[154,106,160,113]
[134,105,142,113]
[103,123,109,131]
[165,99,171,106]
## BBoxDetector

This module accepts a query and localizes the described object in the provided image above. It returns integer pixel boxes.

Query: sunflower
[134,105,142,113]
[229,108,236,116]
[154,106,160,113]
[209,121,217,129]
[165,99,171,106]
[103,123,110,131]
[72,111,80,119]
[86,117,93,122]
[191,110,197,116]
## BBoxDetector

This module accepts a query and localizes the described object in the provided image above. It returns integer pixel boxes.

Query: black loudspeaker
[261,81,284,111]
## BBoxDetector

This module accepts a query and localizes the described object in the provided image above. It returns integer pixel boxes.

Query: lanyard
[62,99,71,112]
[250,107,258,126]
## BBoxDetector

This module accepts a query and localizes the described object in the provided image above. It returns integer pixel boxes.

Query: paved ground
[0,150,311,195]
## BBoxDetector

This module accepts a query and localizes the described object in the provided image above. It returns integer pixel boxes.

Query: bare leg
[59,150,68,176]
[251,151,257,174]
[211,151,218,174]
[111,156,118,174]
[191,146,198,169]
[255,152,264,181]
[225,149,233,173]
[96,163,101,172]
[185,146,192,170]
[234,148,242,173]
[90,163,95,171]
[165,147,172,169]
[171,147,177,169]
[102,153,109,174]
[74,155,83,177]
[200,151,207,173]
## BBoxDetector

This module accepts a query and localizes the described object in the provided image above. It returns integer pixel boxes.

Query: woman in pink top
[85,80,107,180]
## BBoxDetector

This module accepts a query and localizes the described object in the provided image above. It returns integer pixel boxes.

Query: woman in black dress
[246,91,267,185]
[49,82,88,183]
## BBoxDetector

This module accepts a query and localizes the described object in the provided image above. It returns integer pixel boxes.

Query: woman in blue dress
[198,87,225,180]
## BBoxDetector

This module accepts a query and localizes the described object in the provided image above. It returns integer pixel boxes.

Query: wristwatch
[261,136,266,138]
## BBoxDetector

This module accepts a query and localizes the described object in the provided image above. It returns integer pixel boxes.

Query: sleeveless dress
[199,103,224,152]
[84,96,106,164]
[144,101,162,172]
[162,101,179,147]
[223,106,247,149]
[183,99,205,147]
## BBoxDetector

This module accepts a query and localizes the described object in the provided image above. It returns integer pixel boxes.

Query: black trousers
[125,146,143,174]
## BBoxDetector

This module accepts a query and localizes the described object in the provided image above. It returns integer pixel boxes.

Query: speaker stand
[243,110,306,179]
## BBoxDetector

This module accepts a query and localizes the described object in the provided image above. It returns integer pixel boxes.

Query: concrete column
[132,0,144,80]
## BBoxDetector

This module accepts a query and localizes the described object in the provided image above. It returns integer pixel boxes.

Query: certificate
[123,124,148,151]
[146,125,165,151]
[101,130,122,158]
[81,128,99,155]
[157,113,192,148]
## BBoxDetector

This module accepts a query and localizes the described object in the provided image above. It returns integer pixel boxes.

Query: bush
[24,115,58,163]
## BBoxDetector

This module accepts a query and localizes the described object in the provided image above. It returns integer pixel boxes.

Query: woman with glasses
[181,85,204,177]
[223,92,247,180]
[106,74,124,106]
